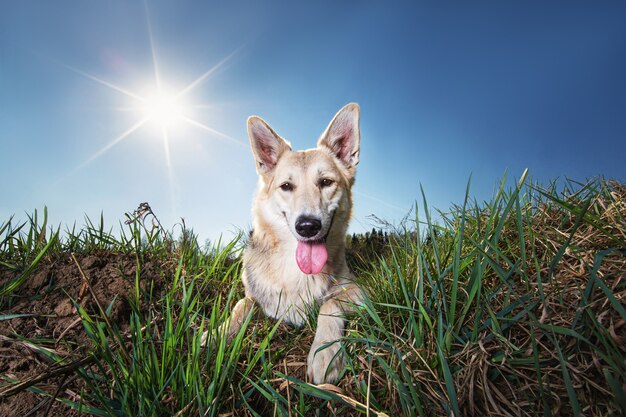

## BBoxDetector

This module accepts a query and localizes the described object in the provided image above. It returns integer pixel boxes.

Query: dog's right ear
[247,116,292,175]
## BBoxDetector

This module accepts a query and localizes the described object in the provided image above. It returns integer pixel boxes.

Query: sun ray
[143,0,162,91]
[175,45,244,99]
[64,65,145,103]
[181,116,245,146]
[354,190,407,213]
[75,117,149,171]
[160,126,177,214]
[161,127,172,168]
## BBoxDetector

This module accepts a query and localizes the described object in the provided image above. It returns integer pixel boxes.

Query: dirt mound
[0,253,165,417]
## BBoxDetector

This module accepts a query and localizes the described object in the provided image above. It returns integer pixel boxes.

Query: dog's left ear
[318,103,360,177]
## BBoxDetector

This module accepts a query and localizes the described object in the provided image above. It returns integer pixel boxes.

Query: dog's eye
[280,182,294,192]
[319,178,334,188]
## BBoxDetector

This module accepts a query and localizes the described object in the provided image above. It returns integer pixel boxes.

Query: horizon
[1,1,625,244]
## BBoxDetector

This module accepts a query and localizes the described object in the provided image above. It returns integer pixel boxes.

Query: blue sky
[1,1,625,243]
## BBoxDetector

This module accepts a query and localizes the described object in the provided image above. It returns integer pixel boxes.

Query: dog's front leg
[307,298,345,384]
[201,297,255,346]
[223,297,255,341]
[307,283,363,384]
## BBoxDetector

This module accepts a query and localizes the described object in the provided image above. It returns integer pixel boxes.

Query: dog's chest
[243,248,331,327]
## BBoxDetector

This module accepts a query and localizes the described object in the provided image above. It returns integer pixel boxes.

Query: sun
[68,47,243,175]
[65,7,246,216]
[140,89,186,129]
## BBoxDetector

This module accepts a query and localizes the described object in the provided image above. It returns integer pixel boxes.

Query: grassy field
[1,172,625,416]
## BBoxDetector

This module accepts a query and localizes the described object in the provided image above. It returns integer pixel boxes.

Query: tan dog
[223,103,363,384]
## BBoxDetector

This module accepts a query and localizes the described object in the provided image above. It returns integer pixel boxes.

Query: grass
[0,173,625,416]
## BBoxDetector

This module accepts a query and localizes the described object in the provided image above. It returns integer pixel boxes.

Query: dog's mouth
[295,238,328,275]
[291,211,336,275]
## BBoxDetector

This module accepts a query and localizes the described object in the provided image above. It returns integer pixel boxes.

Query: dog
[220,103,364,384]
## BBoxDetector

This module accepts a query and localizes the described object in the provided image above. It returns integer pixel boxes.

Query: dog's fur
[224,103,363,384]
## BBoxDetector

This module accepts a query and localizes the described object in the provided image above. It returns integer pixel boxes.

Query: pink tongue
[296,241,328,274]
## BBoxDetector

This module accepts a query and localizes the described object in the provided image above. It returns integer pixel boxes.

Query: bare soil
[0,253,165,417]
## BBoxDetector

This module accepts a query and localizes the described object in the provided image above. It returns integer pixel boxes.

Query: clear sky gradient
[1,1,625,243]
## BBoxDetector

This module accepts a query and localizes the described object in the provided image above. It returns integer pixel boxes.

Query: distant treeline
[346,228,395,269]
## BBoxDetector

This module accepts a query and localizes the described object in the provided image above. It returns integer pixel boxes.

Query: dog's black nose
[295,216,322,238]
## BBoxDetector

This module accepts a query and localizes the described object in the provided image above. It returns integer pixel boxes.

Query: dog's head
[247,103,360,274]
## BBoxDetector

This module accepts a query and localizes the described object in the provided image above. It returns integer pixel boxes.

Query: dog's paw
[200,330,221,351]
[307,337,344,384]
[199,326,232,349]
[200,330,211,347]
